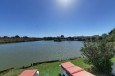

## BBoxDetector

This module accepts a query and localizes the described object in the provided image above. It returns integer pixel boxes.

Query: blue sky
[0,0,115,37]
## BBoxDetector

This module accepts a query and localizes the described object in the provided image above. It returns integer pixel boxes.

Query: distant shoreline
[0,38,81,44]
[0,34,104,44]
[0,38,42,44]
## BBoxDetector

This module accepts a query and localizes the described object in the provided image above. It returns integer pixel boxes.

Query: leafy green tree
[3,36,9,38]
[107,28,115,41]
[109,28,115,35]
[61,35,64,38]
[15,35,20,38]
[102,33,108,39]
[81,40,115,74]
[23,36,28,38]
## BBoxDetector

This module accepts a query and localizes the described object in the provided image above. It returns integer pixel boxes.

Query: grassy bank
[0,58,112,76]
[0,38,42,44]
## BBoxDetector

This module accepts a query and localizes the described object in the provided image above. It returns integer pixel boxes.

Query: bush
[81,40,115,74]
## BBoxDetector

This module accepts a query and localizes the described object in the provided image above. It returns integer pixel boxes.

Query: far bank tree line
[0,28,115,43]
[0,35,42,43]
[44,28,115,42]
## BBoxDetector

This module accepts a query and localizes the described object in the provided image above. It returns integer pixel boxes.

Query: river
[0,41,83,71]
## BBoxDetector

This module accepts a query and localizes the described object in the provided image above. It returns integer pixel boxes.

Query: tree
[3,36,9,38]
[102,33,108,39]
[109,28,115,35]
[15,35,20,38]
[107,28,115,42]
[67,36,74,41]
[61,35,64,38]
[23,36,28,38]
[81,39,115,74]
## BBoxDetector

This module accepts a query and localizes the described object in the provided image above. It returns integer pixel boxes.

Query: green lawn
[0,58,114,76]
[0,59,90,76]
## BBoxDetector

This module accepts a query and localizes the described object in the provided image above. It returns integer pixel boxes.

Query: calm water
[0,41,83,71]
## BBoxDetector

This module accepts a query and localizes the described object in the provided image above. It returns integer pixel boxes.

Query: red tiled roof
[66,66,84,74]
[72,70,95,76]
[19,70,37,76]
[61,62,75,70]
[61,62,95,76]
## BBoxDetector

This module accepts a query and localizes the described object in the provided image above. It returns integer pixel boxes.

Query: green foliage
[81,40,115,74]
[109,28,115,35]
[0,59,90,76]
[0,37,41,44]
[15,35,20,38]
[107,28,115,41]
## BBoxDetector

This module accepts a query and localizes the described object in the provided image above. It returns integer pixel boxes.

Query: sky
[0,0,115,37]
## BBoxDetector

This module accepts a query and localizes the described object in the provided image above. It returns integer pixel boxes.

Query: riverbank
[0,58,112,76]
[0,38,42,44]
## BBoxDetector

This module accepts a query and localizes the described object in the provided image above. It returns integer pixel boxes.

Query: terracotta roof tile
[66,66,84,74]
[72,71,95,76]
[19,70,37,76]
[61,62,75,70]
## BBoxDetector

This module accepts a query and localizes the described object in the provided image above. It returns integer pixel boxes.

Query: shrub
[81,39,115,74]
